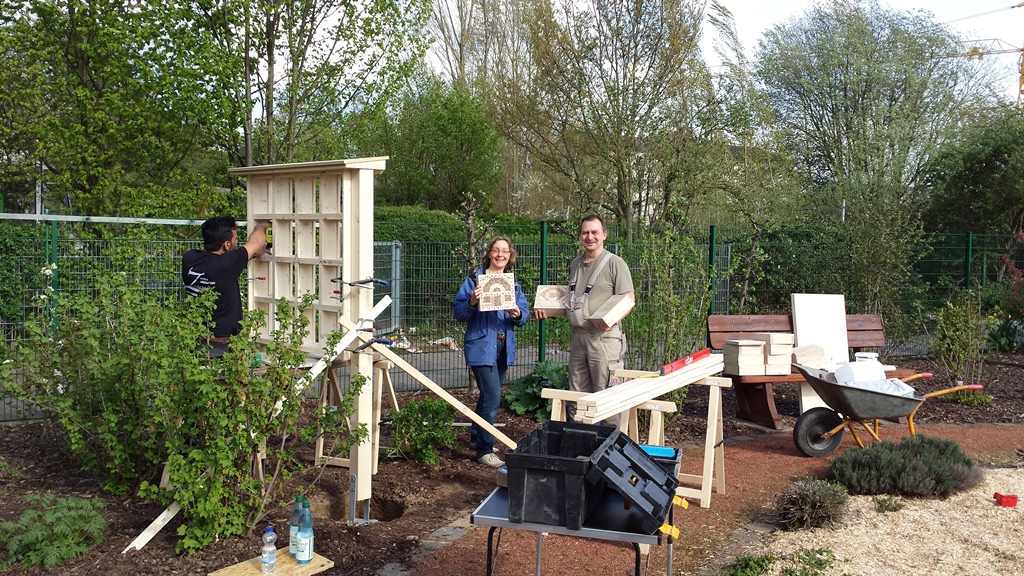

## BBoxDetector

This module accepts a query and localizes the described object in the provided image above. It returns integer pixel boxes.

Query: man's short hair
[201,216,237,251]
[579,214,607,233]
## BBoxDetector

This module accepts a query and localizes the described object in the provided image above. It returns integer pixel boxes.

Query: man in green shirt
[535,214,635,425]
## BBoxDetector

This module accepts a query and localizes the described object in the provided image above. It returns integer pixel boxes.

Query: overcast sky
[702,0,1024,99]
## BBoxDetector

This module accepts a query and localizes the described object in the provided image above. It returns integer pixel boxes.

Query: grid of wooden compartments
[229,157,387,356]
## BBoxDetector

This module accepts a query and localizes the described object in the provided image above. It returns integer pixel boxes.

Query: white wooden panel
[320,174,341,213]
[271,176,292,213]
[296,220,315,259]
[791,293,848,412]
[294,175,315,213]
[248,177,270,214]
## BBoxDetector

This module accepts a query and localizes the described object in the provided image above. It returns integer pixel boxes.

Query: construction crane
[950,3,1024,104]
[964,38,1024,104]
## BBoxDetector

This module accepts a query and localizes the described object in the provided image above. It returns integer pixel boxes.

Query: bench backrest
[707,314,885,351]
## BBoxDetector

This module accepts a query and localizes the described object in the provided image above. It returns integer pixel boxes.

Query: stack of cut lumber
[752,332,794,375]
[792,344,825,368]
[575,354,724,424]
[723,339,766,375]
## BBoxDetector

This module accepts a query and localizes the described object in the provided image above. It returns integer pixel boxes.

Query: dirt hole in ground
[311,490,407,522]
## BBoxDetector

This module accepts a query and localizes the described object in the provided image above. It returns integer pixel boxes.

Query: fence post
[47,217,58,334]
[538,220,548,362]
[707,225,718,316]
[965,232,973,288]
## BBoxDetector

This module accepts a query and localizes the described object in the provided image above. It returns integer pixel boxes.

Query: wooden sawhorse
[315,356,398,473]
[541,388,677,446]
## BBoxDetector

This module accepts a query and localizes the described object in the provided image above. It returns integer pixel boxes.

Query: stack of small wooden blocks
[752,332,794,375]
[723,333,795,376]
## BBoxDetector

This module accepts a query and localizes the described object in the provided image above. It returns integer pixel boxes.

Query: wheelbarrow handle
[901,372,933,383]
[923,384,984,399]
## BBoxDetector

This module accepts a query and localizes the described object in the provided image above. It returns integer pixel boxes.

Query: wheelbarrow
[790,364,983,457]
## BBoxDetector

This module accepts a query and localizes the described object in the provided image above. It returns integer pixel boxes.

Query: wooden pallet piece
[208,548,334,576]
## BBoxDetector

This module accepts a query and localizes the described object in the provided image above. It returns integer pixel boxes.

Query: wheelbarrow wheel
[793,407,845,457]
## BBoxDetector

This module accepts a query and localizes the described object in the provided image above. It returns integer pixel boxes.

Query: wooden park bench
[707,314,914,430]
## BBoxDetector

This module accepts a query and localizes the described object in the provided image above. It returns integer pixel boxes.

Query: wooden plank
[577,357,723,423]
[209,548,334,576]
[577,356,722,411]
[578,355,723,409]
[541,388,676,446]
[338,317,518,450]
[227,156,389,176]
[847,330,886,349]
[845,314,884,331]
[707,314,792,332]
[122,502,182,554]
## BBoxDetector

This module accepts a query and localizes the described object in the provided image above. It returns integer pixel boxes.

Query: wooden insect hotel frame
[228,157,387,506]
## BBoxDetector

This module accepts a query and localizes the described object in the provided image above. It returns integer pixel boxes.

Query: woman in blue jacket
[452,236,530,468]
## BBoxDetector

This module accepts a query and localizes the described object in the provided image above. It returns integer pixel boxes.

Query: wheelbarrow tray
[792,364,925,421]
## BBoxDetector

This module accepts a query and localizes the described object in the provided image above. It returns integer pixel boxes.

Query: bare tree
[489,0,714,232]
[243,0,432,165]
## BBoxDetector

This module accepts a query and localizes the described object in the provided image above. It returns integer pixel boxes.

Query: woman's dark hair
[479,236,517,272]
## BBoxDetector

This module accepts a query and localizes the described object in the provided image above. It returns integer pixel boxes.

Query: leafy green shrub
[773,477,849,530]
[721,554,777,575]
[0,493,106,570]
[1,271,366,554]
[390,397,457,465]
[0,458,22,482]
[930,288,985,384]
[825,435,984,498]
[996,234,1024,325]
[871,494,904,513]
[625,228,716,369]
[503,361,569,422]
[985,310,1020,353]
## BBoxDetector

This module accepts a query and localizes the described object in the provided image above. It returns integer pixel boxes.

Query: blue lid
[640,445,675,458]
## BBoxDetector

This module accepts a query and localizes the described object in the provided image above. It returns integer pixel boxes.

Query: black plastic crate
[505,421,616,530]
[586,431,681,535]
[641,444,682,479]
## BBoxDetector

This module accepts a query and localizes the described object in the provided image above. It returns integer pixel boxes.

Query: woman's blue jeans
[470,341,508,459]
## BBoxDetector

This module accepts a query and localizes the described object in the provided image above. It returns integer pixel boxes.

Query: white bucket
[854,352,879,362]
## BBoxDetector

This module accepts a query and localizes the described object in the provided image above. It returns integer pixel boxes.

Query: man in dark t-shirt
[182,216,271,341]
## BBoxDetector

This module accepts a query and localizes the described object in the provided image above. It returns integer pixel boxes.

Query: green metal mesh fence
[2,215,1020,421]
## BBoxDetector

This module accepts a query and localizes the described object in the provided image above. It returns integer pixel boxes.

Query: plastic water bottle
[294,500,314,564]
[260,526,277,574]
[288,495,303,558]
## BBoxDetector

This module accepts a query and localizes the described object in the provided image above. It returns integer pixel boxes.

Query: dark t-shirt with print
[181,248,250,337]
